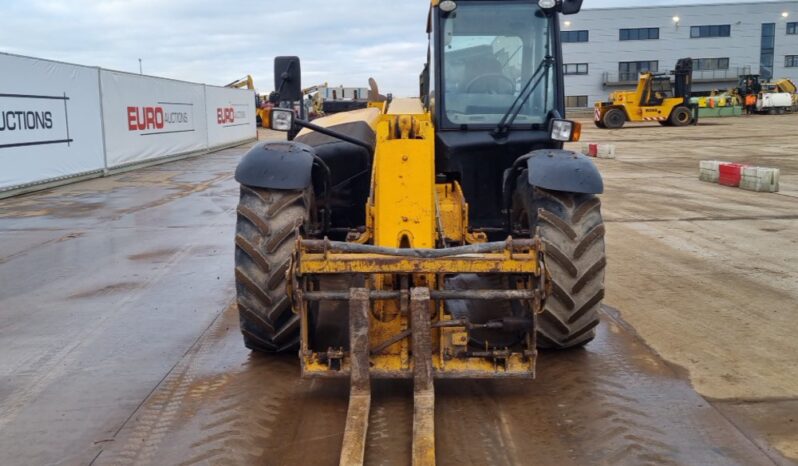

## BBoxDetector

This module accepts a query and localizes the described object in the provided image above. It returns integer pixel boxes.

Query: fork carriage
[292,237,549,380]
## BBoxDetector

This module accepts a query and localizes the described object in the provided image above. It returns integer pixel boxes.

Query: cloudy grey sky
[0,0,788,96]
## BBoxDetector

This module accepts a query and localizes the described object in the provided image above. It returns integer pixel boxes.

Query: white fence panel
[205,85,257,149]
[0,53,105,191]
[101,70,208,168]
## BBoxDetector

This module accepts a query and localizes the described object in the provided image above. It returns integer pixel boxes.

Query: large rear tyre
[234,185,309,353]
[669,106,692,126]
[514,182,606,349]
[602,108,626,129]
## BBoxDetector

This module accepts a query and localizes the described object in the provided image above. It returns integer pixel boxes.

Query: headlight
[538,0,557,9]
[550,119,581,142]
[270,108,294,132]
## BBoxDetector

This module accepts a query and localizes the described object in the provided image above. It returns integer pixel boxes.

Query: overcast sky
[0,0,789,96]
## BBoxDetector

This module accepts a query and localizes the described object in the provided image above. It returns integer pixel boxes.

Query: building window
[690,25,731,38]
[618,61,658,81]
[786,56,798,68]
[761,23,775,80]
[787,22,797,34]
[620,27,659,41]
[563,63,589,75]
[565,96,589,108]
[693,58,730,71]
[562,30,589,43]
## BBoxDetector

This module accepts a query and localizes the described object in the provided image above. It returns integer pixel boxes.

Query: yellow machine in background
[595,58,695,129]
[771,78,798,111]
[772,78,797,94]
[301,82,328,118]
[737,74,798,114]
[225,75,271,128]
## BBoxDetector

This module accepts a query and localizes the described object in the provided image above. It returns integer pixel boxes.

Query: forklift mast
[672,58,693,100]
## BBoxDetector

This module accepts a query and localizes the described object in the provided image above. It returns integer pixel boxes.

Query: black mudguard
[234,141,315,190]
[525,149,604,194]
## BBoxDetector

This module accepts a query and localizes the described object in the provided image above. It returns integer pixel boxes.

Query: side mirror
[560,0,583,15]
[270,108,295,132]
[273,56,303,102]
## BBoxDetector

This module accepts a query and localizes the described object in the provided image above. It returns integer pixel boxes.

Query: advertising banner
[101,70,208,167]
[0,53,105,190]
[205,85,257,148]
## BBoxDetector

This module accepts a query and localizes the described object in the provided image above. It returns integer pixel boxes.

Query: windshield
[441,2,554,127]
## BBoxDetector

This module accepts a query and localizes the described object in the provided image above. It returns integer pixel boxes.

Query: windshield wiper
[492,55,554,139]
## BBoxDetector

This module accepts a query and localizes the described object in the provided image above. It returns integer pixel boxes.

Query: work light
[550,119,581,142]
[538,0,556,9]
[270,108,295,132]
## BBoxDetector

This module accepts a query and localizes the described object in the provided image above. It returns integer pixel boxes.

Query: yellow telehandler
[233,1,603,463]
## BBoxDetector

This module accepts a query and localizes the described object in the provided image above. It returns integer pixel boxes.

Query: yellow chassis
[289,98,548,465]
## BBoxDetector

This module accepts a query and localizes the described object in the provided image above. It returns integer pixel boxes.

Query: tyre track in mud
[95,302,349,466]
[95,304,781,466]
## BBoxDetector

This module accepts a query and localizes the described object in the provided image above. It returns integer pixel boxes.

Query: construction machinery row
[738,74,798,114]
[592,58,798,129]
[225,75,372,128]
[231,0,601,464]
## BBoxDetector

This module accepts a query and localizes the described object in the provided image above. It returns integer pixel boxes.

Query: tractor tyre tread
[517,183,606,349]
[234,186,308,353]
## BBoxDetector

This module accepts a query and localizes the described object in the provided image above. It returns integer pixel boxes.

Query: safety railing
[601,66,752,87]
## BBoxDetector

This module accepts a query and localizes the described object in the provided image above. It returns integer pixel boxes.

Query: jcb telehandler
[594,57,695,129]
[233,0,603,463]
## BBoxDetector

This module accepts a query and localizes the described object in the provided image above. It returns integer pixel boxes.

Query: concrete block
[581,143,615,158]
[699,160,723,183]
[596,144,616,159]
[740,166,780,192]
[719,163,749,187]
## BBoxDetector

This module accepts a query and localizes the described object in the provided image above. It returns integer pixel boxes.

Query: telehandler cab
[233,0,603,463]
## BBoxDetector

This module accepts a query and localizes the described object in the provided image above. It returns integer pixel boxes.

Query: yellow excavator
[301,81,328,118]
[233,1,601,464]
[594,58,695,128]
[225,75,271,127]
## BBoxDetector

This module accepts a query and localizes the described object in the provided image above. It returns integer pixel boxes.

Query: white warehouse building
[561,1,798,108]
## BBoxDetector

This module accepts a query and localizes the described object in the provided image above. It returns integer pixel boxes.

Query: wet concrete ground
[91,302,777,466]
[0,148,241,465]
[1,118,796,465]
[572,113,798,462]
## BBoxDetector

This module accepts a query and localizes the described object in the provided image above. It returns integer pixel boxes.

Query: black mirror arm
[294,119,374,156]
